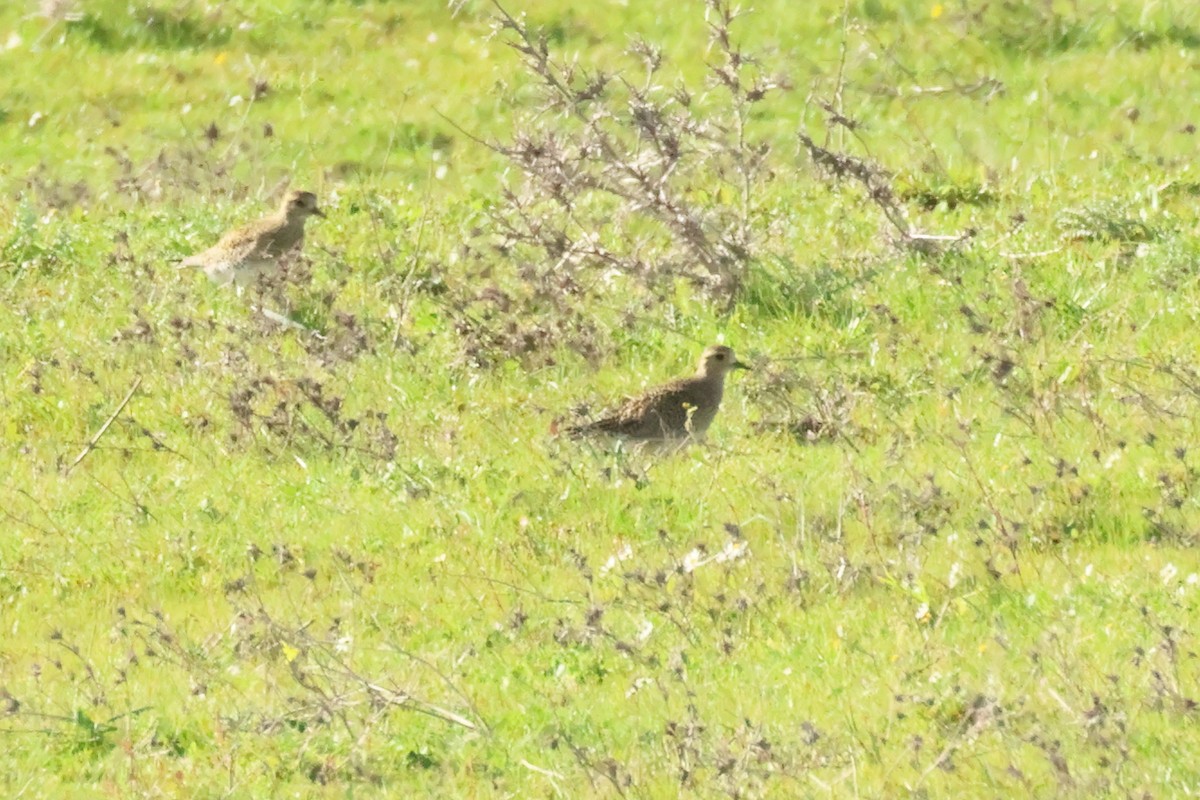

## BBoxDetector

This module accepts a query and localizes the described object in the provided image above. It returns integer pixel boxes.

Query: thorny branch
[485,0,786,298]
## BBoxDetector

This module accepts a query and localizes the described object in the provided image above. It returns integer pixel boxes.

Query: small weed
[1057,201,1160,243]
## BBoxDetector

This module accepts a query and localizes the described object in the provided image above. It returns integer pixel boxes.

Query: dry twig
[66,375,143,475]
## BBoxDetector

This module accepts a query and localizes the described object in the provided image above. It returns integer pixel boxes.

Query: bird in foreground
[178,189,324,288]
[566,345,750,443]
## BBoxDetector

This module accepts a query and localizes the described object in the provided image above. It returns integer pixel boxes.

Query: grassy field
[4,0,1200,796]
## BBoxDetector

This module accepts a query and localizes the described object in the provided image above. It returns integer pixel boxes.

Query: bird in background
[178,189,325,288]
[566,344,750,443]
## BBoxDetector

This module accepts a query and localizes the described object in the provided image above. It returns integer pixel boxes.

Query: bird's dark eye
[716,353,725,360]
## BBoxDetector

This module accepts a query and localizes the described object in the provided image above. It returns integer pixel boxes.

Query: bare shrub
[489,0,786,296]
[447,1,788,365]
[797,122,975,255]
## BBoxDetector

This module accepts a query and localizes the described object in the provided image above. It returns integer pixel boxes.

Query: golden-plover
[178,189,324,288]
[567,345,750,442]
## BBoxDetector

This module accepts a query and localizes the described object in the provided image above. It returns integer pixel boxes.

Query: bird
[178,189,325,288]
[566,345,750,443]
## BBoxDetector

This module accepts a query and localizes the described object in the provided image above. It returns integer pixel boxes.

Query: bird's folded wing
[224,225,275,263]
[178,224,261,269]
[597,382,698,439]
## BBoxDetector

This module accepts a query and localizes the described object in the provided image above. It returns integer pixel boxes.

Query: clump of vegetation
[447,1,791,367]
[489,0,786,297]
[1057,200,1161,243]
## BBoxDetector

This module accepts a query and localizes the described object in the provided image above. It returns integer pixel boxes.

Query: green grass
[4,0,1200,796]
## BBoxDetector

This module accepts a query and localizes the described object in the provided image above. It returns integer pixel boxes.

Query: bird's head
[282,190,325,220]
[697,345,750,377]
